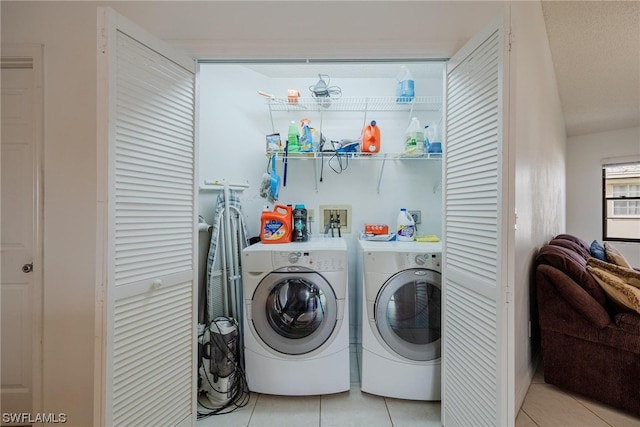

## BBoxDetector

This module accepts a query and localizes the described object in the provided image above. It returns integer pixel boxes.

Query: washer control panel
[401,252,441,271]
[272,250,346,271]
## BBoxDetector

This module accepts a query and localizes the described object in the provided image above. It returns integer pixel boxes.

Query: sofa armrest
[615,312,640,335]
[536,264,611,329]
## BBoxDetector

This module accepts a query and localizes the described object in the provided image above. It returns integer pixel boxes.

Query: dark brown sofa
[535,234,640,417]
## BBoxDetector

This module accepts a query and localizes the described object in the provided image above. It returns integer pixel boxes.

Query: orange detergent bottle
[361,120,380,153]
[260,204,293,243]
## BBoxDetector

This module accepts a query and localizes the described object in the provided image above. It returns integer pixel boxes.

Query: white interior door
[96,8,197,427]
[442,10,514,427]
[1,45,43,421]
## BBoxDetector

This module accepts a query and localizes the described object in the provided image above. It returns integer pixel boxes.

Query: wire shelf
[266,151,443,160]
[266,96,442,112]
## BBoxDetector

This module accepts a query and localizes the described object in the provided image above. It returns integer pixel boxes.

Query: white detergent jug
[404,117,424,156]
[396,208,415,241]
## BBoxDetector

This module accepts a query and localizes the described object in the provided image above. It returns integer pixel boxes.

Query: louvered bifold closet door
[442,13,510,427]
[98,9,196,427]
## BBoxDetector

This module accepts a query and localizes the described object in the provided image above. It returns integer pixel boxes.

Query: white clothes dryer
[359,240,442,400]
[242,237,349,395]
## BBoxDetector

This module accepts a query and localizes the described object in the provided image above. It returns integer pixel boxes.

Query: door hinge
[100,28,107,54]
[96,280,106,303]
[508,29,513,52]
[505,288,512,303]
[98,8,107,54]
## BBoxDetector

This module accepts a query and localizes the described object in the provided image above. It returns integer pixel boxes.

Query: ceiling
[108,0,640,139]
[541,1,640,137]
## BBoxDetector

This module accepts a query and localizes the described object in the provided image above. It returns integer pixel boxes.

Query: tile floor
[516,363,640,427]
[196,347,640,427]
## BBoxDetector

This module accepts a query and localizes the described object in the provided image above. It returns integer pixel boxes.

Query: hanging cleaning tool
[299,118,313,152]
[269,153,280,201]
[260,155,277,202]
[423,125,430,154]
[259,172,274,203]
[361,120,380,153]
[282,121,298,188]
[260,204,293,243]
[283,133,290,187]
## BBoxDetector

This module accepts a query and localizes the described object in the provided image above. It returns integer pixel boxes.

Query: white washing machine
[359,240,442,400]
[241,237,349,395]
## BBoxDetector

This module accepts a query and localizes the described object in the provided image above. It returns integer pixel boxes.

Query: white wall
[2,3,98,426]
[567,126,640,262]
[198,64,444,237]
[510,1,567,411]
[1,1,562,424]
[198,63,445,343]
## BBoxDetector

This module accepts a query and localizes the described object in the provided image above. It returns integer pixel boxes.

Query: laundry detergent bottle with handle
[260,204,293,243]
[396,65,415,104]
[361,120,380,153]
[404,117,424,156]
[396,208,415,241]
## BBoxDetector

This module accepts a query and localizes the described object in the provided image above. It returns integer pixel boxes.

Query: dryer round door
[374,268,441,361]
[251,267,338,355]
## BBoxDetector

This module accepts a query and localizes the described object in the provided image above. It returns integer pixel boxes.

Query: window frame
[602,159,640,243]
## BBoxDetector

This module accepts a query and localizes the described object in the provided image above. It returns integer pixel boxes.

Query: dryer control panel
[272,250,346,271]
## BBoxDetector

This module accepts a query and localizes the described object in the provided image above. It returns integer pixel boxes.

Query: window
[602,161,640,242]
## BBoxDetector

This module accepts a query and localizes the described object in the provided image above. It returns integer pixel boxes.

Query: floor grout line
[520,408,541,427]
[245,392,259,427]
[383,396,394,427]
[571,395,616,427]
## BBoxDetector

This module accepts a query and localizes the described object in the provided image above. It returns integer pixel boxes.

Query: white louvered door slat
[442,11,511,427]
[97,8,196,427]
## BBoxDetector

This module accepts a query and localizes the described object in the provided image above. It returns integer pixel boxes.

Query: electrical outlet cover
[408,210,422,224]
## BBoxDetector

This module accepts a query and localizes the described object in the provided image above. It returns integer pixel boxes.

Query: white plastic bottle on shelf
[404,117,424,155]
[396,66,415,103]
[396,208,415,241]
[426,121,442,155]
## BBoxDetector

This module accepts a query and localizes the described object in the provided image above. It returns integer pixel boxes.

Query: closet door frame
[95,7,198,426]
[442,7,515,426]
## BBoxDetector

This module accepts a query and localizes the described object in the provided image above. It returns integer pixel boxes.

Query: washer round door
[251,266,338,355]
[374,268,441,361]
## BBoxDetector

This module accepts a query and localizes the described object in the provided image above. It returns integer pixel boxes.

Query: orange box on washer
[365,224,389,235]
